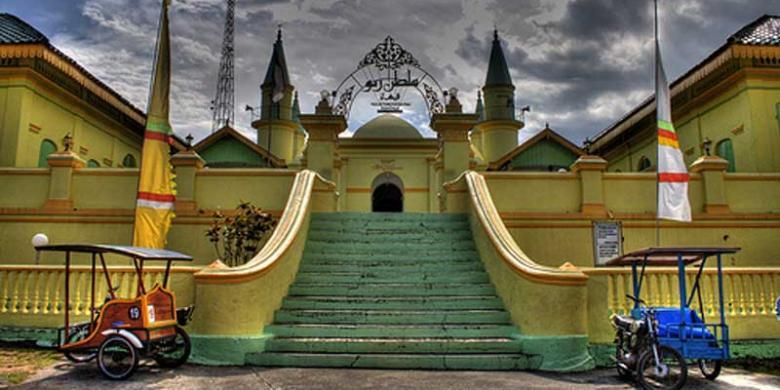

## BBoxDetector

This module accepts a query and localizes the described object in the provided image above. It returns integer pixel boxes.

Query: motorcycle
[612,294,688,390]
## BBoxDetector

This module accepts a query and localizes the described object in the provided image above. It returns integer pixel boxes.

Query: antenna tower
[211,0,236,132]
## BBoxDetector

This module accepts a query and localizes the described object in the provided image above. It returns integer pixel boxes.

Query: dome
[352,114,422,139]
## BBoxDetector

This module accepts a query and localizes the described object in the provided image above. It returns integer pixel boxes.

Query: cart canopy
[605,246,740,267]
[36,244,193,262]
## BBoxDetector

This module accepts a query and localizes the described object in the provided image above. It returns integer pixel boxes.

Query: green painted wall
[199,137,270,168]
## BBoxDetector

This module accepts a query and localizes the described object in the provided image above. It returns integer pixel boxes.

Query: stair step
[274,309,511,324]
[265,337,522,354]
[302,252,480,262]
[247,352,533,370]
[281,296,504,310]
[266,324,519,338]
[298,262,484,273]
[307,231,474,242]
[308,221,470,232]
[312,212,467,222]
[294,272,490,284]
[304,242,476,253]
[288,283,497,296]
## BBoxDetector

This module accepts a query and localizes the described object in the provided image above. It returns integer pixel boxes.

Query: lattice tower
[211,0,236,132]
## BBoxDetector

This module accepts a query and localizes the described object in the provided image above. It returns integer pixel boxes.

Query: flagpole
[654,0,660,248]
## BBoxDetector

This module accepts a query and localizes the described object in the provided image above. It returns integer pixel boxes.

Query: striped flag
[656,40,691,222]
[133,0,176,248]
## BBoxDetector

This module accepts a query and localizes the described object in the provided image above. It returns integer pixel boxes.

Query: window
[37,139,58,168]
[715,138,736,172]
[122,154,137,168]
[637,156,652,172]
[87,159,100,168]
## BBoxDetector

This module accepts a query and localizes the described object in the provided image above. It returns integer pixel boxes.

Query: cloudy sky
[4,0,780,144]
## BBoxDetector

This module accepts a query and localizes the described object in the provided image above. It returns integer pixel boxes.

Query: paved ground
[5,360,780,390]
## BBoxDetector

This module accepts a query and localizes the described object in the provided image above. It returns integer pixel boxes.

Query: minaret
[252,27,296,163]
[473,29,523,164]
[472,91,485,153]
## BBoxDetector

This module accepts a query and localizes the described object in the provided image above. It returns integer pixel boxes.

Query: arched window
[715,139,736,172]
[87,159,100,168]
[122,154,137,168]
[637,156,652,172]
[37,139,58,168]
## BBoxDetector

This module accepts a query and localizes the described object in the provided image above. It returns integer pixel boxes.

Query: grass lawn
[0,345,60,386]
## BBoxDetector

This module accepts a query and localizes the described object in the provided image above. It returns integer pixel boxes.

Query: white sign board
[593,221,623,265]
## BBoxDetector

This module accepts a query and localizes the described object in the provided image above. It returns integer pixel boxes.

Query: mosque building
[0,10,778,370]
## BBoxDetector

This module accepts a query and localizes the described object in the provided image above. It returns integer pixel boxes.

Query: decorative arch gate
[331,36,446,119]
[371,172,404,212]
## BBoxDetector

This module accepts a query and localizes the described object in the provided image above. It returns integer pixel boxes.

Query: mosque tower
[252,28,298,163]
[473,29,524,164]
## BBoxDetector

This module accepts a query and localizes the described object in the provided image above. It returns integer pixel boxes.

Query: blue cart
[606,246,740,380]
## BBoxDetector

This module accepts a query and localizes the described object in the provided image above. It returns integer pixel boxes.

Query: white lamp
[32,233,48,265]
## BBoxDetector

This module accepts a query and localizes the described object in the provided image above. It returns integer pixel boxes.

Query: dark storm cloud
[4,0,780,144]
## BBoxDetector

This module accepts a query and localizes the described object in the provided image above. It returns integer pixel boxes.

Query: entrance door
[372,183,403,212]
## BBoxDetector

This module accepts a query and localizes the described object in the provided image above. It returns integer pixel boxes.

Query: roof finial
[277,24,282,41]
[493,26,499,41]
[545,122,549,129]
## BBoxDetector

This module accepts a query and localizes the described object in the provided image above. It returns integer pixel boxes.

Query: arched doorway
[371,172,403,212]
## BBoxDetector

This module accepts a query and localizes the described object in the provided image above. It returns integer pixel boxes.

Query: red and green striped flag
[656,40,691,222]
[133,0,176,248]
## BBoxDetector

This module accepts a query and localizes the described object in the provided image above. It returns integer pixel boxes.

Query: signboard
[593,221,623,265]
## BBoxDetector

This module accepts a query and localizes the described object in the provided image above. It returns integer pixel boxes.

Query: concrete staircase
[247,212,534,370]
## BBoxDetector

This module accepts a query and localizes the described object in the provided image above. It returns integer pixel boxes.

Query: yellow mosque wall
[0,52,146,169]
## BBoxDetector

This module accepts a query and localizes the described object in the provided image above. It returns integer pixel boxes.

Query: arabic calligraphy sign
[333,36,445,118]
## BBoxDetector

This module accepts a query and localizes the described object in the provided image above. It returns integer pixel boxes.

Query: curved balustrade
[194,170,336,283]
[444,171,588,286]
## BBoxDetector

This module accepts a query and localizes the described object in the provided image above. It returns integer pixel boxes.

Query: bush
[205,202,276,267]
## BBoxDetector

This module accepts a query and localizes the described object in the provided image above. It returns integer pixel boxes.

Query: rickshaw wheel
[97,335,138,380]
[154,326,191,368]
[64,326,96,363]
[698,359,722,380]
[637,345,687,390]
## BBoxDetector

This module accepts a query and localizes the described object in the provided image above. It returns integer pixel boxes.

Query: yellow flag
[133,0,176,248]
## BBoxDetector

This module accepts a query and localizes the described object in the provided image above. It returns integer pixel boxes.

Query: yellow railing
[0,265,199,324]
[583,267,780,318]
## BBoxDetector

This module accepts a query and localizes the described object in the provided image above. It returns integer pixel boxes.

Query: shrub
[205,202,276,267]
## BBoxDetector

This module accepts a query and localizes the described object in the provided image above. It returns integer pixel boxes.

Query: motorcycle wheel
[698,359,722,380]
[637,345,688,390]
[615,345,632,379]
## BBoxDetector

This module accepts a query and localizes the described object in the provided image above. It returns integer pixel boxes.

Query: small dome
[352,114,422,139]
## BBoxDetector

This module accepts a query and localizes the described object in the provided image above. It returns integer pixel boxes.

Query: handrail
[194,170,336,283]
[581,266,780,275]
[444,171,588,286]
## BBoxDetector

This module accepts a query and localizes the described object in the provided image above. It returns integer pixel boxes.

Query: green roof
[262,29,290,88]
[0,13,47,44]
[485,30,513,87]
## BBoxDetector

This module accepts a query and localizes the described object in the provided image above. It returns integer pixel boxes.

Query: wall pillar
[299,100,346,181]
[171,149,205,213]
[431,113,479,182]
[571,155,608,218]
[43,151,85,210]
[690,155,730,215]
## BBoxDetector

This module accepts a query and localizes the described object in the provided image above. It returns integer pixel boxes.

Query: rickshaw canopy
[605,247,740,267]
[36,244,193,262]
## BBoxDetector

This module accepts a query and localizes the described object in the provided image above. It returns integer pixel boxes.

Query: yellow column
[571,155,608,218]
[43,151,85,210]
[171,149,205,213]
[299,106,346,181]
[690,155,730,215]
[431,113,479,182]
